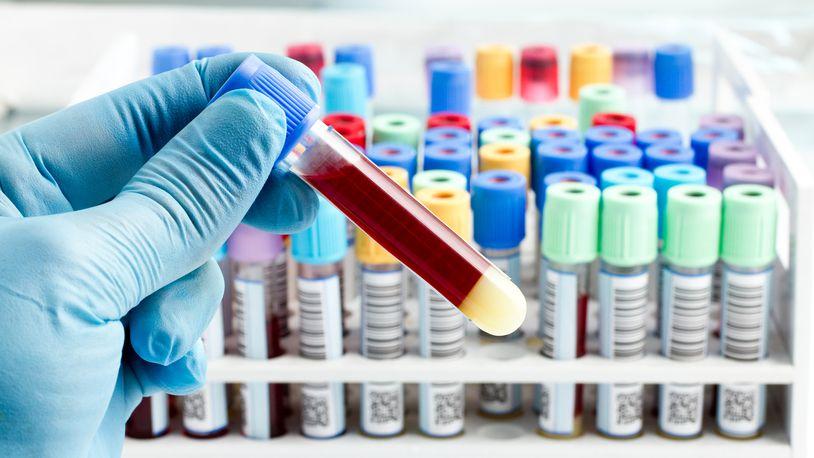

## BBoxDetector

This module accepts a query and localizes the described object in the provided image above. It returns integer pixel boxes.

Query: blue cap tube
[322,63,368,119]
[584,125,635,156]
[653,164,707,238]
[472,171,527,249]
[532,141,589,192]
[654,43,694,100]
[152,46,191,75]
[530,128,581,156]
[644,144,695,170]
[367,143,418,180]
[424,126,472,147]
[600,166,654,189]
[477,116,523,144]
[690,127,740,170]
[591,143,643,178]
[430,61,473,116]
[537,171,596,212]
[636,128,683,150]
[196,45,233,60]
[291,197,348,265]
[335,44,374,96]
[423,142,473,184]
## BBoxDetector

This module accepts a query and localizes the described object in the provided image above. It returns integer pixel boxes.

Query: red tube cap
[520,45,558,103]
[427,112,471,131]
[323,113,367,150]
[592,112,636,134]
[286,43,325,79]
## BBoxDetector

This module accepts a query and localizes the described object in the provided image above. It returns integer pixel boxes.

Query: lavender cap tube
[425,45,464,82]
[699,114,744,140]
[707,141,757,189]
[613,47,651,95]
[723,163,774,188]
[227,224,285,263]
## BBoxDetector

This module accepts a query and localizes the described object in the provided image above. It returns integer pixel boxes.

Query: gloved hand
[0,53,319,457]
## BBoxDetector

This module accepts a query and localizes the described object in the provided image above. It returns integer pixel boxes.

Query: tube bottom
[458,265,527,336]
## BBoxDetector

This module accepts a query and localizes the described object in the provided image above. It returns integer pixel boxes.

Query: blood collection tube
[478,143,531,185]
[415,188,471,438]
[367,143,417,184]
[413,169,469,194]
[126,394,170,438]
[569,44,612,101]
[636,128,683,151]
[596,185,658,439]
[584,126,634,157]
[590,144,643,178]
[723,164,774,188]
[534,170,595,260]
[529,114,578,131]
[356,167,409,437]
[335,44,374,97]
[480,127,531,149]
[613,47,652,97]
[152,45,190,75]
[592,112,636,134]
[214,56,526,337]
[716,184,777,439]
[423,143,473,185]
[650,44,695,134]
[228,225,287,439]
[530,127,581,160]
[690,127,739,170]
[658,184,722,439]
[322,63,368,119]
[425,45,464,82]
[286,43,325,79]
[372,113,422,150]
[600,166,654,190]
[291,197,348,439]
[537,182,599,437]
[197,45,233,60]
[699,113,744,140]
[520,45,559,106]
[475,45,515,116]
[653,164,707,241]
[323,113,366,151]
[471,170,527,418]
[644,144,695,170]
[577,83,626,133]
[427,112,471,131]
[425,126,472,147]
[477,116,524,145]
[706,141,757,190]
[429,61,473,116]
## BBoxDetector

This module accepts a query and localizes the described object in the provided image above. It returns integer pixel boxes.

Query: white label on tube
[298,275,343,360]
[479,383,522,416]
[659,383,704,438]
[234,277,269,359]
[360,269,405,360]
[183,383,228,435]
[716,383,765,438]
[301,382,346,438]
[419,382,464,437]
[418,282,466,359]
[360,381,404,437]
[660,268,712,361]
[541,267,578,359]
[202,304,225,359]
[240,382,270,439]
[599,270,648,360]
[720,268,772,361]
[149,393,169,436]
[596,383,643,438]
[537,382,579,436]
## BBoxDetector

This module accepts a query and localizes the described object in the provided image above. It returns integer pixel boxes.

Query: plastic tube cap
[699,113,744,140]
[322,63,368,118]
[472,170,527,249]
[425,126,471,146]
[636,128,683,151]
[662,184,722,268]
[479,143,532,184]
[427,112,471,131]
[690,127,740,169]
[323,113,366,150]
[592,112,636,134]
[723,164,774,188]
[477,116,524,138]
[577,83,627,132]
[152,46,190,74]
[538,171,596,211]
[480,127,530,147]
[644,144,694,170]
[529,114,578,131]
[569,44,612,100]
[430,61,473,115]
[476,45,514,100]
[531,127,581,156]
[600,166,654,189]
[367,143,418,179]
[212,55,319,161]
[534,141,589,192]
[613,47,652,95]
[654,44,694,100]
[415,188,472,240]
[372,113,422,149]
[653,164,707,238]
[227,224,285,263]
[286,43,325,79]
[291,197,348,264]
[197,45,233,60]
[335,44,374,96]
[356,166,408,264]
[413,170,468,193]
[591,144,643,177]
[600,185,658,266]
[520,45,558,103]
[707,141,757,189]
[423,142,473,180]
[542,182,601,264]
[720,185,777,268]
[425,45,464,81]
[584,126,635,154]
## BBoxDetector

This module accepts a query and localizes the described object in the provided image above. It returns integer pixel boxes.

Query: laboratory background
[1,0,814,457]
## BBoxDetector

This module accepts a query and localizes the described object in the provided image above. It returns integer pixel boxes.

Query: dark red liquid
[125,397,169,439]
[298,142,490,307]
[576,293,588,357]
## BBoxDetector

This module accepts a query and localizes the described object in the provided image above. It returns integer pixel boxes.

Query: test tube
[690,127,740,170]
[653,164,707,241]
[600,166,654,190]
[658,184,722,439]
[706,141,757,190]
[126,395,169,438]
[427,112,472,131]
[529,114,578,131]
[530,127,581,160]
[577,84,626,133]
[367,143,417,184]
[151,45,190,75]
[475,45,515,116]
[644,144,695,170]
[335,44,374,97]
[415,188,471,437]
[425,126,472,147]
[472,170,527,417]
[372,113,422,150]
[423,142,473,185]
[228,225,287,439]
[323,113,366,151]
[291,197,348,439]
[480,127,531,149]
[716,185,777,439]
[478,143,531,185]
[596,185,658,438]
[356,167,409,438]
[215,56,526,337]
[286,43,325,79]
[322,63,368,120]
[429,61,473,116]
[699,113,744,140]
[413,169,469,194]
[477,115,524,146]
[520,45,559,107]
[650,44,695,134]
[584,126,635,157]
[613,47,652,97]
[723,164,774,188]
[569,44,613,101]
[592,112,636,134]
[591,144,643,178]
[636,128,683,151]
[538,182,600,437]
[425,45,464,83]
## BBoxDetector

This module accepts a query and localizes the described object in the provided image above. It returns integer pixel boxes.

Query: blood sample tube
[600,166,654,190]
[529,114,578,131]
[322,63,368,120]
[613,47,652,97]
[591,143,643,178]
[706,141,757,190]
[413,169,469,194]
[477,116,524,146]
[592,112,636,134]
[520,45,558,102]
[530,127,581,159]
[126,394,170,438]
[658,184,722,439]
[425,45,464,83]
[335,44,374,97]
[291,197,348,439]
[415,188,471,438]
[472,171,527,418]
[430,61,473,116]
[537,182,599,437]
[650,44,695,135]
[636,128,683,151]
[569,44,612,101]
[597,185,657,439]
[716,185,776,439]
[152,45,190,75]
[480,127,531,149]
[534,169,594,253]
[690,127,740,170]
[653,164,707,242]
[323,113,366,151]
[584,126,634,157]
[475,45,515,117]
[228,225,287,439]
[197,45,233,60]
[423,143,473,185]
[723,164,774,188]
[644,144,694,170]
[427,112,471,131]
[286,43,325,79]
[699,113,745,140]
[215,56,526,336]
[372,113,422,150]
[367,143,417,184]
[577,83,626,133]
[356,167,408,437]
[425,126,471,147]
[478,143,531,185]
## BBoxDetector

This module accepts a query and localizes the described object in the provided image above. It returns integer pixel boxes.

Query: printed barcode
[299,281,329,359]
[665,271,711,361]
[234,286,249,357]
[268,256,289,335]
[611,278,648,360]
[428,288,465,358]
[541,277,557,358]
[722,271,768,361]
[361,271,405,360]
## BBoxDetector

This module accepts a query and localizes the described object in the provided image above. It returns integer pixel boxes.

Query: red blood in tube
[520,45,559,103]
[592,112,637,135]
[427,112,471,131]
[126,398,169,439]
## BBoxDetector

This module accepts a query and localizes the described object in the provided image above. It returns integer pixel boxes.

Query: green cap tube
[479,127,531,147]
[372,113,422,149]
[600,185,658,267]
[662,184,722,268]
[720,184,777,268]
[577,83,626,132]
[543,182,600,264]
[412,169,468,194]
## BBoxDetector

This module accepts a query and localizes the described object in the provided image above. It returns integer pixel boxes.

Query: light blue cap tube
[152,46,190,75]
[291,197,348,265]
[690,127,740,170]
[430,61,473,115]
[653,164,706,238]
[644,144,694,170]
[600,166,654,189]
[472,170,527,249]
[591,143,643,178]
[335,44,375,96]
[367,143,418,181]
[196,45,233,60]
[322,63,368,118]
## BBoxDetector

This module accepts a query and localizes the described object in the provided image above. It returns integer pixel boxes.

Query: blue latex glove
[0,53,319,457]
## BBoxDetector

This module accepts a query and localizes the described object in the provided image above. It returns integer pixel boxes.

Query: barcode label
[716,383,765,438]
[479,383,522,416]
[599,271,649,360]
[596,383,643,438]
[240,382,269,439]
[541,267,578,359]
[537,382,580,436]
[721,269,772,361]
[660,269,712,361]
[183,383,228,435]
[658,383,704,438]
[360,269,405,360]
[301,382,346,438]
[202,305,225,359]
[270,254,289,336]
[418,283,466,359]
[233,278,270,359]
[298,275,343,360]
[361,381,404,437]
[419,382,464,437]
